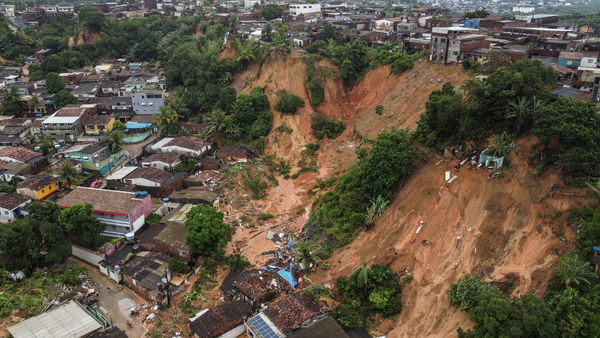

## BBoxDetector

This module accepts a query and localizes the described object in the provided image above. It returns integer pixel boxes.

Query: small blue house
[479,148,504,168]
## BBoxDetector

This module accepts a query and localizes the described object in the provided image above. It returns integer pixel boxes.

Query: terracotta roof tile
[16,175,54,191]
[0,147,43,162]
[0,193,30,210]
[264,293,321,333]
[165,136,210,151]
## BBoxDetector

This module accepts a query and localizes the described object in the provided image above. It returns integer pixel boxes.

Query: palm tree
[586,181,600,198]
[488,132,517,157]
[365,195,389,228]
[34,133,54,154]
[554,254,596,289]
[204,109,228,137]
[58,162,77,189]
[295,241,314,270]
[101,130,124,153]
[235,40,257,65]
[153,105,181,135]
[507,97,530,134]
[350,261,371,299]
[225,124,242,140]
[28,94,43,114]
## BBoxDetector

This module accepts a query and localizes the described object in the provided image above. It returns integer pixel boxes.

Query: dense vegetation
[306,25,426,86]
[310,129,415,246]
[417,59,599,182]
[311,113,345,139]
[332,263,405,329]
[274,91,304,114]
[184,204,234,259]
[0,202,104,271]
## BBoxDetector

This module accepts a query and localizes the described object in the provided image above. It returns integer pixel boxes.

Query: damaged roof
[233,270,293,302]
[264,293,321,334]
[189,300,253,338]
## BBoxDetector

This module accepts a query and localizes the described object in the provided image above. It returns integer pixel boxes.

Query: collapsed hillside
[310,138,587,337]
[226,54,589,336]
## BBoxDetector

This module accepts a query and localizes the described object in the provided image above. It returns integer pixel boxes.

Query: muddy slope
[311,139,587,337]
[227,53,587,337]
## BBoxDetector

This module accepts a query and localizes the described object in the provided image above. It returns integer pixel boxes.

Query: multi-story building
[41,107,92,141]
[131,90,165,115]
[288,3,321,17]
[57,187,153,237]
[430,27,486,64]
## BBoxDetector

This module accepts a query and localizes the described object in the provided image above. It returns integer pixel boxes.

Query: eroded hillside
[225,54,588,337]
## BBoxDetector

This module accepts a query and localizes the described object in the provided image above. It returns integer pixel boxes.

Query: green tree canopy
[58,204,105,249]
[263,4,283,20]
[45,72,64,94]
[184,204,234,258]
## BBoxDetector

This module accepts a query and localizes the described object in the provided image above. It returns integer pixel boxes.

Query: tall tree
[45,72,64,94]
[58,162,77,189]
[100,130,124,153]
[184,204,233,258]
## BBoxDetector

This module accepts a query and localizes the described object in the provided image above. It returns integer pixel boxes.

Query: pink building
[57,187,153,237]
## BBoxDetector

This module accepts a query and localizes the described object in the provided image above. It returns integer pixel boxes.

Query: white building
[147,136,213,158]
[288,3,321,17]
[0,194,31,223]
[244,0,260,8]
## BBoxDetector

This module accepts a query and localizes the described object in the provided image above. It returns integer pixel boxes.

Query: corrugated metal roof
[8,301,102,337]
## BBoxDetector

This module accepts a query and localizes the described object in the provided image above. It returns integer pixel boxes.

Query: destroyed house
[189,300,253,338]
[233,270,293,307]
[121,251,181,301]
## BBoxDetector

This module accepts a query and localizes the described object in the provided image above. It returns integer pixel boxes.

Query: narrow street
[68,259,149,337]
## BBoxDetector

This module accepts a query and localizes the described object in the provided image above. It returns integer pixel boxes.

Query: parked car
[90,179,103,188]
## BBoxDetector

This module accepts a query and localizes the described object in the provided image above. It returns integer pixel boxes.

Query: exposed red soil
[162,52,587,337]
[310,138,588,337]
[68,31,102,46]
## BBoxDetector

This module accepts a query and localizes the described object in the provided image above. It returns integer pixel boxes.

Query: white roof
[151,137,174,149]
[432,27,477,34]
[8,301,102,338]
[43,115,80,124]
[106,166,137,180]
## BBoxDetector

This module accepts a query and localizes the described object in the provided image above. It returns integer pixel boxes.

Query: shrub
[310,129,414,245]
[243,174,268,199]
[169,257,190,274]
[375,105,384,115]
[333,263,404,329]
[447,274,496,311]
[275,91,304,114]
[311,114,345,139]
[258,213,274,221]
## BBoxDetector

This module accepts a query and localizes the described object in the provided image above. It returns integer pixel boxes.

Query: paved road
[68,259,148,337]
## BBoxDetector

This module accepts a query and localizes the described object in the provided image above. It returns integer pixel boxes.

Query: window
[41,189,45,193]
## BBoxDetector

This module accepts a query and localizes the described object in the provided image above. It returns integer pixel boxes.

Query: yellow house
[83,115,116,135]
[16,175,58,200]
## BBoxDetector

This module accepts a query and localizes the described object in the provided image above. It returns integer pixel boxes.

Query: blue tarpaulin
[125,122,152,129]
[261,263,298,288]
[593,246,600,253]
